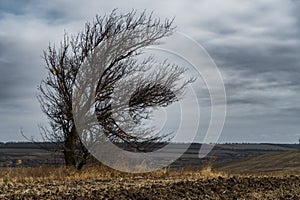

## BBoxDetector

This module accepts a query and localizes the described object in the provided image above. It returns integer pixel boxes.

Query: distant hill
[1,142,300,169]
[214,150,300,174]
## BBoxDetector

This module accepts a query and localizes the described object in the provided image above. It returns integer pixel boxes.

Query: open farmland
[1,142,300,168]
[0,167,299,199]
[1,143,300,199]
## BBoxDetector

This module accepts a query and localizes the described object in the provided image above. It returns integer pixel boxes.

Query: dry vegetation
[0,164,224,184]
[0,164,300,199]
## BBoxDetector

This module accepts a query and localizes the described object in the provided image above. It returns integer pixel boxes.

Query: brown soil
[1,176,299,199]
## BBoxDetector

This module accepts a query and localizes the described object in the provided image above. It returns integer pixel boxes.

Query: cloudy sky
[0,0,300,143]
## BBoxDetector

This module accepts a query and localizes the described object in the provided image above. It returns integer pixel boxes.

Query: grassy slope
[213,150,300,174]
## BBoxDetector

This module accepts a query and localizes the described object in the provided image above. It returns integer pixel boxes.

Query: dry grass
[2,152,298,184]
[1,164,299,199]
[0,163,227,184]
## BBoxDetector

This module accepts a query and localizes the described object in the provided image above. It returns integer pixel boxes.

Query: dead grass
[2,155,298,184]
[1,164,299,199]
[0,163,228,184]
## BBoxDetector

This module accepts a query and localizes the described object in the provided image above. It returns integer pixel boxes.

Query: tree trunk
[64,125,78,167]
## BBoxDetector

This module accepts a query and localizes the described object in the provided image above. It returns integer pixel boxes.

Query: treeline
[0,142,59,149]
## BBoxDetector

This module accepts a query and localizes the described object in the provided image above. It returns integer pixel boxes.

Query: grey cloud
[0,0,36,17]
[0,0,300,143]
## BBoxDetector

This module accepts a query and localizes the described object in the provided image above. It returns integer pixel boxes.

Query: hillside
[1,142,300,168]
[214,150,300,174]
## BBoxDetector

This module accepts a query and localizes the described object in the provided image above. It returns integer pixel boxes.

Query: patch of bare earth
[1,176,299,199]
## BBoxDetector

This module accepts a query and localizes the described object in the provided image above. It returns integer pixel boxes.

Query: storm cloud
[0,0,300,143]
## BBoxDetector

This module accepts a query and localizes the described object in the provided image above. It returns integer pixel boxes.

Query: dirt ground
[1,176,299,199]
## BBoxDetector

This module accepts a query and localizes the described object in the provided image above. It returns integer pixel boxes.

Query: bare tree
[38,9,194,169]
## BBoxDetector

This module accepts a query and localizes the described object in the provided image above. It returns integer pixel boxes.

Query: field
[215,150,300,175]
[0,165,300,199]
[1,143,300,199]
[1,142,300,168]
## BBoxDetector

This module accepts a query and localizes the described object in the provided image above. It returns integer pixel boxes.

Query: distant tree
[38,9,194,169]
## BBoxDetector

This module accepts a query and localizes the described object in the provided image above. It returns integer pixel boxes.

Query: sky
[0,0,300,143]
